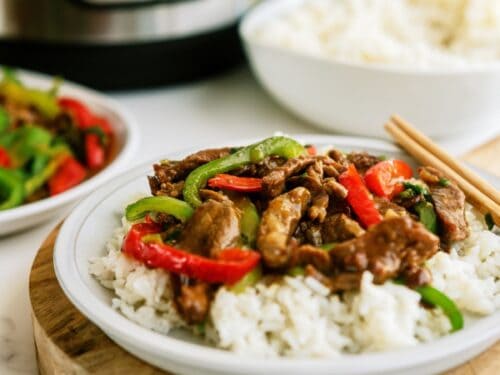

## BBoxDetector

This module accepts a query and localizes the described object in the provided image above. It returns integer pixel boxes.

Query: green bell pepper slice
[0,106,9,133]
[0,169,25,210]
[125,196,194,222]
[229,265,262,293]
[416,285,464,332]
[240,200,260,248]
[184,136,306,207]
[24,152,69,197]
[0,80,60,119]
[414,201,438,234]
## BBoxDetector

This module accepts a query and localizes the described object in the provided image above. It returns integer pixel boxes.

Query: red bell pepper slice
[339,164,382,228]
[208,174,263,193]
[58,97,113,135]
[364,159,413,199]
[306,145,317,156]
[0,147,11,168]
[85,134,105,170]
[48,156,87,196]
[122,222,261,284]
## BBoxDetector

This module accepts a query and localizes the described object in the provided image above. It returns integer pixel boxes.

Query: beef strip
[179,199,241,258]
[171,275,212,324]
[321,213,365,243]
[347,152,380,174]
[234,155,286,177]
[374,197,407,218]
[257,187,311,268]
[418,166,469,242]
[323,178,348,199]
[289,244,331,272]
[305,265,363,292]
[308,190,329,222]
[327,149,349,170]
[330,216,439,284]
[295,221,323,246]
[149,147,231,196]
[261,156,315,198]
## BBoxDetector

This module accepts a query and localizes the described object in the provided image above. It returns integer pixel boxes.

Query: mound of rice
[251,0,500,69]
[89,205,500,357]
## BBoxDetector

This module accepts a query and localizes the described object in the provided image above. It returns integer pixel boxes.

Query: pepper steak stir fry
[0,70,114,210]
[123,137,469,330]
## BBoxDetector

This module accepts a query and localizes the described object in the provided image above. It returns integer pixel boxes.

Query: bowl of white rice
[240,0,500,138]
[53,135,500,375]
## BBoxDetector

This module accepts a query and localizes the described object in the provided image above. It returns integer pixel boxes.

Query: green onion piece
[125,196,194,222]
[485,213,494,231]
[438,177,450,187]
[0,169,25,210]
[414,201,438,234]
[229,265,262,294]
[416,285,464,332]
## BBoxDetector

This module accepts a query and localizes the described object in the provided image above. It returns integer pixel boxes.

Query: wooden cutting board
[29,136,500,375]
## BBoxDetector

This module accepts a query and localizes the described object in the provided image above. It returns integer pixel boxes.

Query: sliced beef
[374,197,407,218]
[171,276,212,324]
[304,265,362,292]
[308,190,329,222]
[295,221,323,246]
[418,166,469,242]
[149,147,231,196]
[327,149,349,171]
[347,152,380,174]
[257,187,311,268]
[323,178,348,199]
[261,156,315,198]
[179,199,241,258]
[330,216,439,284]
[234,155,286,177]
[321,213,365,243]
[289,244,331,272]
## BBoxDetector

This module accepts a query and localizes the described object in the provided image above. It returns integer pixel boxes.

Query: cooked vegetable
[85,134,105,170]
[208,174,263,193]
[414,201,438,234]
[229,265,262,293]
[416,285,464,332]
[364,159,413,198]
[339,164,382,228]
[48,156,87,196]
[0,107,9,133]
[0,146,11,168]
[125,196,194,222]
[183,136,306,207]
[122,222,261,284]
[240,200,260,247]
[24,152,69,196]
[0,169,24,210]
[485,213,494,231]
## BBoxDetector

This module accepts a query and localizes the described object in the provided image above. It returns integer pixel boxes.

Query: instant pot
[0,0,255,89]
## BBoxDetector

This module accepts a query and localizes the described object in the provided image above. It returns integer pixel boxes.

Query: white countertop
[0,67,497,374]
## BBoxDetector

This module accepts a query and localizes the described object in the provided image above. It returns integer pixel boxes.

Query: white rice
[89,205,500,357]
[251,0,500,69]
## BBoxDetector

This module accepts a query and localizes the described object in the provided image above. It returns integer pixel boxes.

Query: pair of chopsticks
[385,115,500,227]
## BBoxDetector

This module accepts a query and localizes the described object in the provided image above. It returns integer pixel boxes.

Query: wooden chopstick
[385,119,500,226]
[391,115,500,206]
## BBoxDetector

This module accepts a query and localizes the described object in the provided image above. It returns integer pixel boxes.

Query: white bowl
[240,0,500,139]
[54,135,500,375]
[0,69,139,236]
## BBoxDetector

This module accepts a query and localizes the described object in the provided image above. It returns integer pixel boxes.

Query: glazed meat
[262,155,315,198]
[171,276,212,325]
[289,244,331,272]
[179,199,241,258]
[149,147,231,197]
[418,166,469,242]
[347,152,380,174]
[330,216,439,284]
[374,197,407,218]
[321,213,365,243]
[257,187,311,268]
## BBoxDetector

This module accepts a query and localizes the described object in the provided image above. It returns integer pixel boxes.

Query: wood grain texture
[29,137,500,375]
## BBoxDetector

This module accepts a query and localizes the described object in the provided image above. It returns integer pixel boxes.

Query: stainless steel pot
[0,0,255,89]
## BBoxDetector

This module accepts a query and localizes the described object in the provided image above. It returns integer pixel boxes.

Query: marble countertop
[0,67,497,374]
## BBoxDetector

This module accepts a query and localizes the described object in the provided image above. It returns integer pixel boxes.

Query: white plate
[54,135,500,375]
[0,69,139,236]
